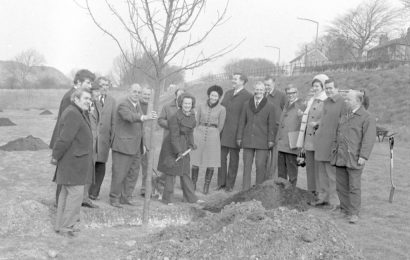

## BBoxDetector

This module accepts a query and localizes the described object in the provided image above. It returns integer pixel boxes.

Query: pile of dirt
[0,117,16,126]
[0,135,49,151]
[131,201,363,259]
[203,179,315,213]
[39,109,53,115]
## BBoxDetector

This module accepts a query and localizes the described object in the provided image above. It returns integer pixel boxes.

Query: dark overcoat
[266,88,287,112]
[52,104,94,185]
[157,99,179,139]
[94,94,116,162]
[157,109,196,176]
[220,88,252,148]
[111,97,144,155]
[236,97,278,150]
[49,87,75,148]
[330,106,376,169]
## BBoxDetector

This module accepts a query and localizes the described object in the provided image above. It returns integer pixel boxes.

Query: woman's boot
[191,166,199,191]
[203,168,214,194]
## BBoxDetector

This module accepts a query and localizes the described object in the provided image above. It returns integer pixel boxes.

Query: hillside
[0,60,70,89]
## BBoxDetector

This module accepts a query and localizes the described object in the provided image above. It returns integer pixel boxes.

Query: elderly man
[331,90,376,223]
[218,72,252,192]
[276,85,306,186]
[88,77,116,201]
[312,78,346,208]
[264,75,287,180]
[109,83,157,207]
[50,69,95,206]
[237,82,277,190]
[52,88,94,237]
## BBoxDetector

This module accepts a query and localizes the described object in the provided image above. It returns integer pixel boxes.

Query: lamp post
[264,45,280,64]
[297,17,319,49]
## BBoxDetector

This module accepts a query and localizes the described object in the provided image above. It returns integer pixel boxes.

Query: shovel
[175,148,192,162]
[388,136,395,203]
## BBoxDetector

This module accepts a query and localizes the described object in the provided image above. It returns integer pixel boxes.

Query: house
[367,28,410,61]
[289,48,329,75]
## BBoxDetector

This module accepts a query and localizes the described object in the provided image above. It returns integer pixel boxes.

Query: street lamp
[297,17,319,49]
[265,45,280,64]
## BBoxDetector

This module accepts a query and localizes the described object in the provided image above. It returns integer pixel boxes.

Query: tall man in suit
[109,84,157,207]
[88,77,117,201]
[218,73,252,192]
[237,82,277,190]
[50,69,95,206]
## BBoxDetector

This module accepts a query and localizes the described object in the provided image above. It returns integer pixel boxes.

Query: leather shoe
[120,198,137,206]
[308,200,328,207]
[81,201,99,208]
[110,201,122,208]
[215,185,225,191]
[225,187,233,192]
[349,215,359,224]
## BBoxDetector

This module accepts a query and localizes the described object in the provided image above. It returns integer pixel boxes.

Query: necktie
[100,95,105,106]
[256,100,260,108]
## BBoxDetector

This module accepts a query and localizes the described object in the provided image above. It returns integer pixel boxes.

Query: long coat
[94,94,116,162]
[331,106,376,169]
[157,109,196,176]
[158,99,178,139]
[266,88,287,114]
[303,96,325,151]
[52,104,94,185]
[49,87,75,148]
[191,102,226,167]
[237,97,277,150]
[220,88,252,148]
[111,97,144,156]
[314,94,346,162]
[277,99,306,154]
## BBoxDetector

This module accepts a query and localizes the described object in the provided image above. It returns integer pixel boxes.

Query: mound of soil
[203,179,315,213]
[39,110,53,115]
[0,135,49,151]
[0,117,16,126]
[131,201,363,259]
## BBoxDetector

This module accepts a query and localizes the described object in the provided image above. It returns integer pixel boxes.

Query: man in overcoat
[50,69,95,206]
[218,72,252,192]
[331,90,376,223]
[109,84,157,207]
[313,78,346,208]
[237,82,277,190]
[52,88,94,237]
[88,77,116,201]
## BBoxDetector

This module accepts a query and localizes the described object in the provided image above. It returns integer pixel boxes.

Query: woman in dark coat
[157,93,203,205]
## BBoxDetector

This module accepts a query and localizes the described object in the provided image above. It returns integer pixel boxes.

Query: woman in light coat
[191,85,226,194]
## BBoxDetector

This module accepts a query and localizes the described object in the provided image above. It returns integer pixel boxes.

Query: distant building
[289,48,329,75]
[367,28,410,61]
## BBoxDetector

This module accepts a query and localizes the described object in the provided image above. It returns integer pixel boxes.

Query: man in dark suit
[264,75,287,180]
[88,77,116,201]
[109,84,157,207]
[52,88,94,237]
[218,73,252,192]
[237,82,277,190]
[50,69,95,206]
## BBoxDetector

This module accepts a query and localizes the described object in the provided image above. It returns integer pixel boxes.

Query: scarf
[296,91,328,148]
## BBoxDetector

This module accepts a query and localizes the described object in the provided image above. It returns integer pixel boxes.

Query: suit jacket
[237,97,277,150]
[52,104,94,185]
[330,106,376,169]
[49,87,75,148]
[111,97,144,155]
[95,94,116,162]
[220,88,252,148]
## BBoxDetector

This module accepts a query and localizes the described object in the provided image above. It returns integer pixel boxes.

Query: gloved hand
[236,140,242,147]
[268,142,275,149]
[190,144,197,150]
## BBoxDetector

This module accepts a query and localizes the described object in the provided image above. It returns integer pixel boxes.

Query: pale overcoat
[304,98,325,151]
[52,104,94,185]
[191,102,226,167]
[94,94,116,162]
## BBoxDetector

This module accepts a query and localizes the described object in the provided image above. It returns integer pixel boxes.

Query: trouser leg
[226,148,240,190]
[123,153,141,200]
[305,150,317,192]
[285,153,298,186]
[242,148,255,190]
[348,168,363,216]
[266,146,278,180]
[55,184,62,206]
[191,165,199,191]
[336,166,349,213]
[109,151,134,203]
[83,184,91,203]
[317,161,330,202]
[60,185,83,232]
[217,146,229,188]
[89,162,106,199]
[255,149,269,185]
[55,185,68,231]
[180,174,198,203]
[162,175,175,203]
[277,151,287,180]
[325,162,339,206]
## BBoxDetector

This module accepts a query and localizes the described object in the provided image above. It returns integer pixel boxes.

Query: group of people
[49,69,376,237]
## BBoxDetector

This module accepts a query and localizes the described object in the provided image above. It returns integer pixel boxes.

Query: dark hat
[90,82,101,91]
[207,85,223,97]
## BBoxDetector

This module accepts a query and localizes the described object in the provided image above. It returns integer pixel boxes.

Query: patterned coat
[191,102,226,167]
[157,109,196,176]
[220,88,252,148]
[331,106,376,169]
[303,96,325,151]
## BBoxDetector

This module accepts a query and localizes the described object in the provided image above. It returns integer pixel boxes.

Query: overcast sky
[0,0,404,81]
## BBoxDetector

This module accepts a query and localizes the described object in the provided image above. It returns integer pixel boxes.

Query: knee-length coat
[191,101,226,167]
[157,109,196,176]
